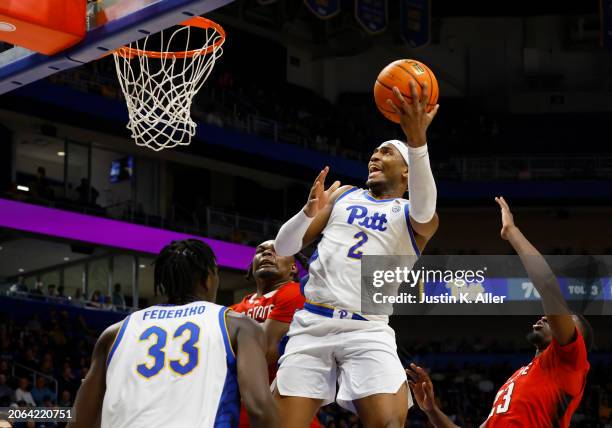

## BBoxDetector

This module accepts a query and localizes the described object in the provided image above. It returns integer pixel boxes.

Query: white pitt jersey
[304,187,420,322]
[101,301,239,428]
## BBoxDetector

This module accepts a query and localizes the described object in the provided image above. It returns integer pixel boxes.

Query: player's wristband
[408,144,429,157]
[274,209,313,256]
[408,144,437,223]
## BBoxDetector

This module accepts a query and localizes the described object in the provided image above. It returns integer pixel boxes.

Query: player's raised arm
[495,196,576,345]
[387,81,439,240]
[68,322,121,428]
[274,166,350,255]
[228,312,278,428]
[406,364,459,428]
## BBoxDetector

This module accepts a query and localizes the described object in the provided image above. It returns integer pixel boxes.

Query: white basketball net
[113,20,224,151]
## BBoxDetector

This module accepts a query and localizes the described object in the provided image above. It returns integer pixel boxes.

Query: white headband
[378,139,409,166]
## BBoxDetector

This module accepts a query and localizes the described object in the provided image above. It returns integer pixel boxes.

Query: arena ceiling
[210,0,601,57]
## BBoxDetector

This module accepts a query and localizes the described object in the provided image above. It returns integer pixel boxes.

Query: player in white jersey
[273,82,440,427]
[68,239,278,428]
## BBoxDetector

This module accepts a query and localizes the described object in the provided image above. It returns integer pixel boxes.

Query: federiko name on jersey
[142,305,206,320]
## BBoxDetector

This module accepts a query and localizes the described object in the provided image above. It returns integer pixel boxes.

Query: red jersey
[485,328,590,428]
[232,282,321,428]
[231,281,305,324]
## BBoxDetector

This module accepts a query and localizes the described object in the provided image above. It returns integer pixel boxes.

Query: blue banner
[400,0,431,48]
[355,0,388,34]
[304,0,340,19]
[603,0,612,50]
[425,278,612,302]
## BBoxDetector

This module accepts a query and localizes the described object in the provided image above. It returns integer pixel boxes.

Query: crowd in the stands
[47,57,612,170]
[6,277,127,312]
[0,310,96,427]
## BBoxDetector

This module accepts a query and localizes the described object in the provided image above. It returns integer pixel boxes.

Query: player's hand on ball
[406,363,436,412]
[387,81,439,148]
[303,167,340,218]
[495,196,517,240]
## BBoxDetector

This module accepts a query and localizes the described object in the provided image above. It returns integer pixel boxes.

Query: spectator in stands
[30,166,54,201]
[73,288,85,305]
[58,365,78,398]
[31,377,55,406]
[0,339,12,363]
[25,314,41,333]
[56,285,69,304]
[0,375,12,406]
[47,284,56,297]
[21,349,38,369]
[75,178,100,207]
[102,295,115,311]
[39,353,55,376]
[49,321,66,347]
[9,276,27,293]
[112,283,125,309]
[42,400,55,412]
[30,281,44,296]
[89,290,102,308]
[79,365,89,381]
[58,390,72,407]
[14,378,35,407]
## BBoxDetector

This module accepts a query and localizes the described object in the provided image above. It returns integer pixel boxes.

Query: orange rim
[114,17,225,59]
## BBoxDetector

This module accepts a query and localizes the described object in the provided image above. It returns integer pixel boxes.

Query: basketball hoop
[113,17,225,151]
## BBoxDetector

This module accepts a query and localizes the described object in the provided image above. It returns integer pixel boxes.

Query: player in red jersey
[406,197,593,428]
[232,240,321,428]
[232,240,308,372]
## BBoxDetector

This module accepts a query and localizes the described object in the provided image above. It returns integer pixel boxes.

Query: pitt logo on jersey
[346,205,388,231]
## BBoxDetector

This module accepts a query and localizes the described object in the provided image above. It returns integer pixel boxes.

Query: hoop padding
[113,17,225,151]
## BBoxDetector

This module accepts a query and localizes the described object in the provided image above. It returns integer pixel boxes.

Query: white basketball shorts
[275,309,413,414]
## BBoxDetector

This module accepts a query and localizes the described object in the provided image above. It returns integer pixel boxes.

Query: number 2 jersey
[304,187,420,322]
[485,328,590,428]
[101,301,239,428]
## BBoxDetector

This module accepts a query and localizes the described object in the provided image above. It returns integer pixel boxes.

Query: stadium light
[16,185,29,192]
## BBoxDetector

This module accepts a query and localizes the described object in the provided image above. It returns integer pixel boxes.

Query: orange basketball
[374,59,439,124]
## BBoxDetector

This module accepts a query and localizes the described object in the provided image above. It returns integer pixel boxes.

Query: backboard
[0,0,233,95]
